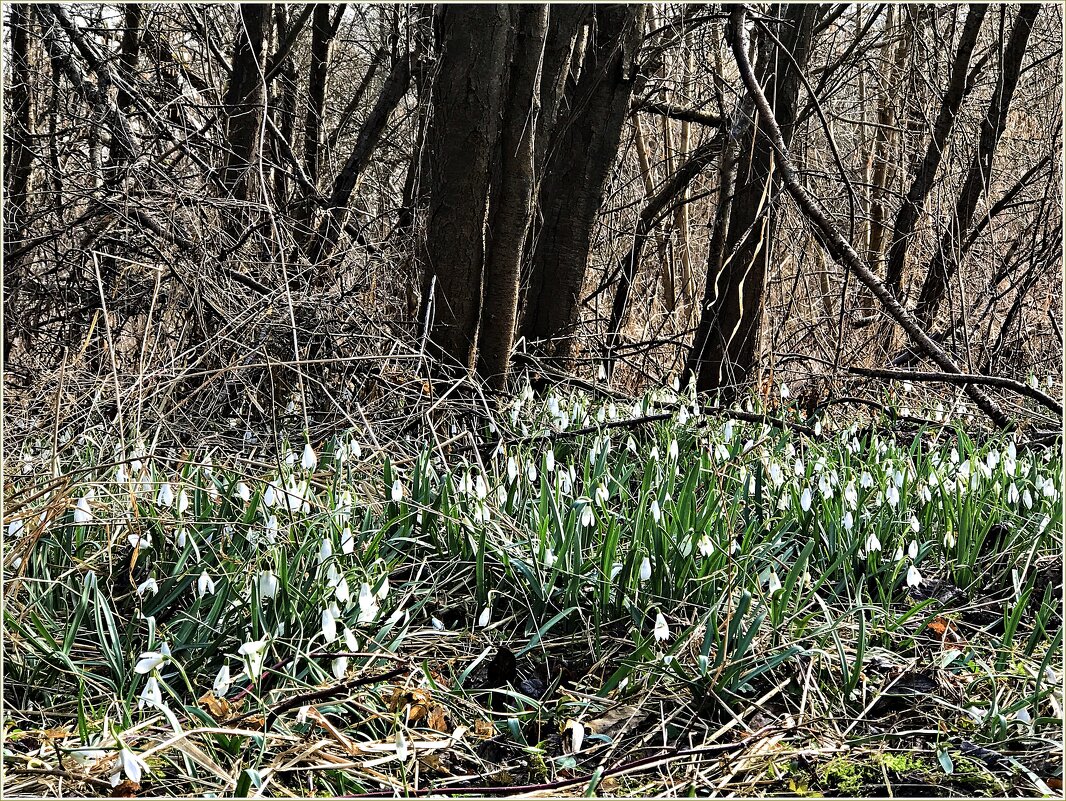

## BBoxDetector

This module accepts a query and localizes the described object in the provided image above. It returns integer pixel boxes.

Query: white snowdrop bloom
[263,482,277,507]
[545,449,555,473]
[1007,483,1019,503]
[794,458,805,477]
[1022,488,1033,509]
[341,527,355,555]
[395,728,410,762]
[213,664,231,696]
[818,474,833,499]
[157,482,174,507]
[639,556,652,582]
[843,511,854,532]
[724,420,735,443]
[677,406,689,425]
[627,436,638,455]
[909,515,920,533]
[128,532,152,551]
[844,481,858,509]
[74,493,93,524]
[264,515,279,543]
[115,463,130,485]
[893,546,905,563]
[944,531,956,549]
[1039,515,1051,534]
[893,470,904,488]
[767,571,782,595]
[334,575,351,605]
[138,675,163,710]
[526,462,538,484]
[580,504,594,528]
[358,583,379,623]
[780,383,790,399]
[860,471,874,489]
[236,482,251,503]
[7,517,24,537]
[886,485,900,507]
[653,612,670,642]
[376,574,390,599]
[1042,477,1058,500]
[176,527,188,548]
[595,484,609,506]
[332,656,349,680]
[119,749,149,784]
[668,439,679,461]
[649,445,660,462]
[543,548,556,569]
[650,499,662,523]
[431,617,445,631]
[597,406,607,424]
[238,637,269,680]
[697,535,714,557]
[919,483,932,503]
[175,489,189,516]
[507,457,518,483]
[597,362,607,381]
[343,626,358,651]
[197,572,216,598]
[134,651,166,674]
[865,532,881,553]
[986,450,999,471]
[321,606,338,643]
[302,443,317,471]
[318,538,333,565]
[474,473,488,499]
[799,488,812,512]
[610,562,624,580]
[768,462,784,488]
[908,540,919,559]
[1013,707,1032,725]
[391,479,403,503]
[478,607,492,627]
[814,421,822,436]
[136,577,159,598]
[906,564,922,587]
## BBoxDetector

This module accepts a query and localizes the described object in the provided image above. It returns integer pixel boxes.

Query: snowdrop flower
[677,405,689,425]
[116,464,129,485]
[767,462,784,488]
[321,606,338,643]
[7,517,24,537]
[138,675,163,710]
[507,457,518,483]
[238,637,269,681]
[318,538,333,565]
[794,458,805,477]
[176,489,189,515]
[197,572,216,598]
[134,651,166,674]
[332,656,349,680]
[653,612,669,642]
[627,436,637,455]
[258,570,279,600]
[886,485,900,507]
[944,530,956,549]
[137,577,159,598]
[767,571,782,595]
[334,574,351,605]
[302,443,317,471]
[343,626,358,651]
[119,749,149,784]
[431,617,445,631]
[668,439,679,461]
[74,493,93,524]
[843,481,858,508]
[865,532,881,553]
[157,482,174,507]
[650,499,662,523]
[639,556,652,582]
[724,420,735,443]
[697,535,714,557]
[1022,489,1033,509]
[843,511,854,532]
[235,482,251,503]
[358,582,379,623]
[860,471,874,489]
[478,607,491,627]
[391,479,403,503]
[545,449,555,473]
[580,504,594,528]
[595,484,609,506]
[526,462,537,484]
[341,526,355,555]
[799,488,812,512]
[818,474,833,499]
[543,547,556,569]
[907,540,919,559]
[909,515,920,533]
[213,664,231,696]
[780,383,790,399]
[906,564,922,587]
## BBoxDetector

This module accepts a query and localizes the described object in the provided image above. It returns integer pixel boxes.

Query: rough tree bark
[222,3,272,203]
[883,4,987,301]
[913,4,1040,329]
[476,6,550,389]
[520,5,646,365]
[422,5,511,372]
[687,3,817,395]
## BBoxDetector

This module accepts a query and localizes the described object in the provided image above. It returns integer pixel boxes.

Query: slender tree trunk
[116,4,142,113]
[477,7,550,389]
[222,3,271,203]
[272,4,298,206]
[687,3,817,395]
[913,4,1039,330]
[884,4,987,301]
[422,5,511,371]
[303,3,336,188]
[520,5,646,364]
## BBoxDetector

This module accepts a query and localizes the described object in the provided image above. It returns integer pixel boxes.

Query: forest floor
[2,378,1062,798]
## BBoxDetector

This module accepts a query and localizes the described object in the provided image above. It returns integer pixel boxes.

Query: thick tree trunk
[422,5,511,371]
[303,3,336,188]
[913,4,1039,330]
[477,7,550,389]
[687,3,817,395]
[520,5,646,364]
[883,4,987,302]
[222,3,271,203]
[116,4,142,114]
